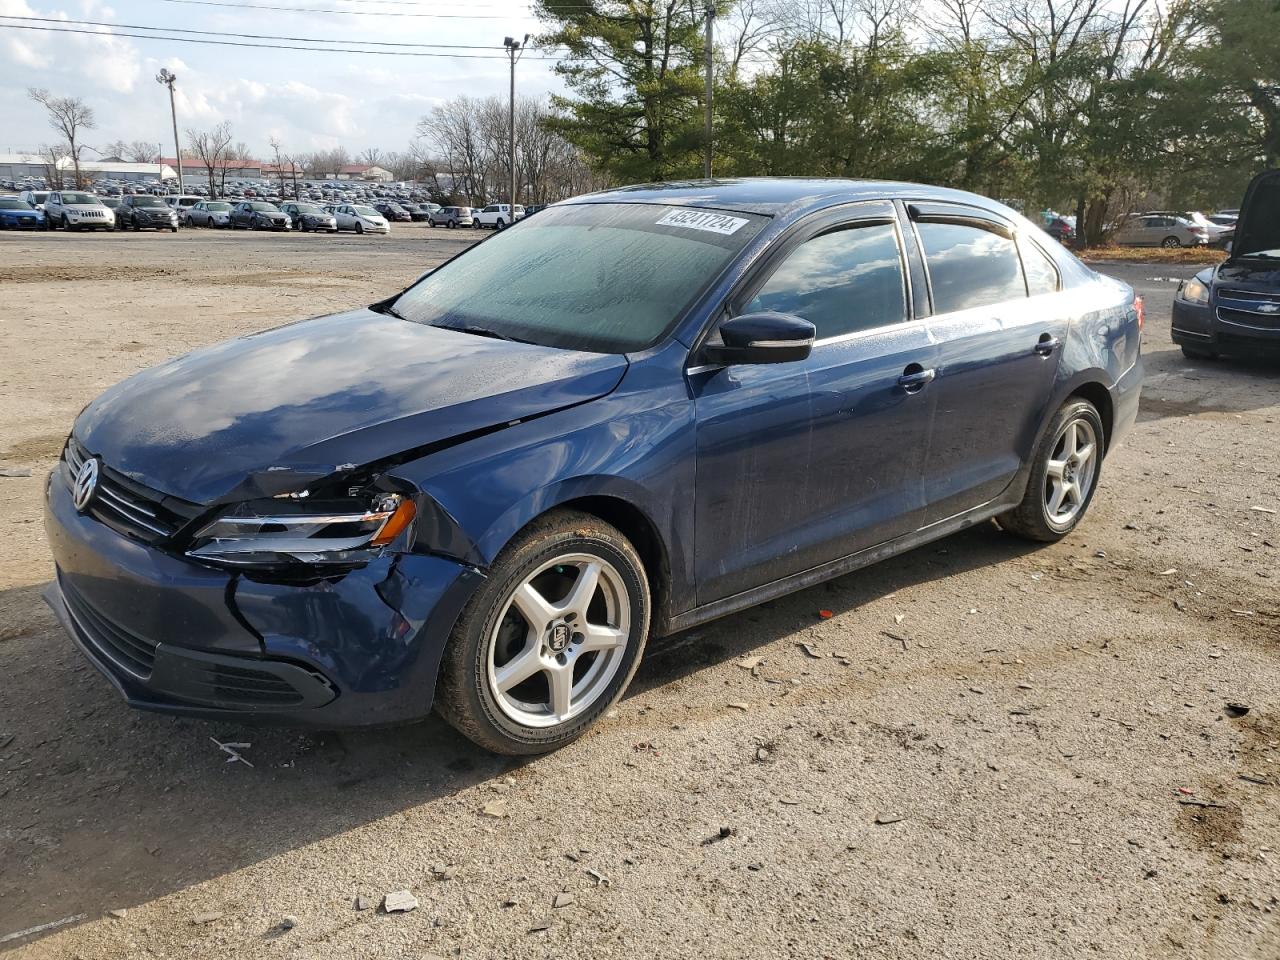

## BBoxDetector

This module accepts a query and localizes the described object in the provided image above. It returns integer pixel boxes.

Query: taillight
[1189,226,1205,235]
[1134,296,1145,330]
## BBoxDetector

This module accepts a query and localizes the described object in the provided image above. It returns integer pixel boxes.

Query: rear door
[905,203,1066,524]
[692,203,935,603]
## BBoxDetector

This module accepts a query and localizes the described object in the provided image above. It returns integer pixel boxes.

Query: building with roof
[329,164,394,182]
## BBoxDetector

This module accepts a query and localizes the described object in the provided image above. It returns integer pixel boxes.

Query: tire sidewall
[441,519,650,753]
[1036,400,1105,535]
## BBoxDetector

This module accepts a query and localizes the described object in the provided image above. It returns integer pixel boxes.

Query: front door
[691,210,935,605]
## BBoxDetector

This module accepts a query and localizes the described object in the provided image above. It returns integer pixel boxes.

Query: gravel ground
[0,227,1278,959]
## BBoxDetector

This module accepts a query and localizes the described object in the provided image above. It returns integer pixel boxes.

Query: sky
[0,0,563,160]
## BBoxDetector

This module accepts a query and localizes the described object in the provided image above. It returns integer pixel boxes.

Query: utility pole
[704,3,715,179]
[504,34,529,210]
[156,69,183,189]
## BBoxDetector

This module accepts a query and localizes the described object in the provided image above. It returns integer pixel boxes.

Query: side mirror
[703,312,816,366]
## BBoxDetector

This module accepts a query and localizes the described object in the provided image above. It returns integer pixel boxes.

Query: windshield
[133,197,166,207]
[391,203,767,353]
[354,205,380,217]
[249,202,277,211]
[206,202,231,211]
[61,193,99,205]
[292,204,323,214]
[1235,176,1280,259]
[30,192,49,202]
[0,199,31,209]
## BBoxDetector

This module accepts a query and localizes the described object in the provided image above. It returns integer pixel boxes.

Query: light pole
[156,68,183,189]
[703,3,715,179]
[504,34,529,210]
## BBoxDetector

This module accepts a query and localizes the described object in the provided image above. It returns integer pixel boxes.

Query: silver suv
[429,205,474,228]
[45,191,115,231]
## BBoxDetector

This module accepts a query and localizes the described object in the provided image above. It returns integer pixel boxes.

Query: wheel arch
[1065,380,1114,452]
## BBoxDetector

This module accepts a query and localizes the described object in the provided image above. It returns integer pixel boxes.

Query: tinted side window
[1021,240,1060,296]
[917,221,1025,313]
[746,222,907,339]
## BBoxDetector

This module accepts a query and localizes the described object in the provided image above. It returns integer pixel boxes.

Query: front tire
[435,510,651,755]
[1161,236,1181,248]
[999,399,1104,543]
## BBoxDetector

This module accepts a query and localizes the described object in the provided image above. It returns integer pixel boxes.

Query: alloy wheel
[486,553,631,728]
[1044,418,1098,526]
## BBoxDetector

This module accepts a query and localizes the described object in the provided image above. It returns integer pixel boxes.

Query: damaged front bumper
[43,469,485,727]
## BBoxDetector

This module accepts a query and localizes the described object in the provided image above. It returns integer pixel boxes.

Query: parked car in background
[281,202,338,233]
[474,203,525,229]
[332,203,390,234]
[165,196,203,221]
[522,204,548,217]
[18,190,50,211]
[403,203,433,222]
[43,178,1142,755]
[1173,168,1280,359]
[429,205,473,228]
[184,200,234,228]
[0,197,45,230]
[230,201,291,231]
[1143,210,1231,245]
[373,201,412,223]
[1045,216,1075,245]
[117,194,179,232]
[44,191,115,231]
[1111,214,1206,247]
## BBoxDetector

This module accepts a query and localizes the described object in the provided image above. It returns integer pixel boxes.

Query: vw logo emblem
[72,457,100,512]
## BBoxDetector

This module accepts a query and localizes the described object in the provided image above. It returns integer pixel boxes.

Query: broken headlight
[187,492,416,567]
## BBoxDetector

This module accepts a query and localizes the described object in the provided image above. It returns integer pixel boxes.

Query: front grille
[1217,288,1280,331]
[61,576,158,679]
[64,438,203,544]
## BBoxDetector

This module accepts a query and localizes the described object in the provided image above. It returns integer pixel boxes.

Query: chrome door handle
[1035,335,1061,356]
[897,366,936,392]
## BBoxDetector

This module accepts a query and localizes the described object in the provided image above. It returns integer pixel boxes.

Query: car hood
[74,308,628,505]
[1230,169,1280,263]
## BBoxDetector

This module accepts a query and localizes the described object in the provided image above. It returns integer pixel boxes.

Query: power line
[144,0,514,18]
[0,14,514,48]
[0,22,565,57]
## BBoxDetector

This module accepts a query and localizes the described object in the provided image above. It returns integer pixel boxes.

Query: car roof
[567,177,1023,220]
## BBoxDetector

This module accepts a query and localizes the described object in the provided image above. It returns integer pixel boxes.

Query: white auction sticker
[655,209,750,236]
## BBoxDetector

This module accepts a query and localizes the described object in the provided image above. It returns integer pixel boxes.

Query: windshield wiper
[439,323,535,344]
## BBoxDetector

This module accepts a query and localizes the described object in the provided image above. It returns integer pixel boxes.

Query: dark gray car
[230,201,291,231]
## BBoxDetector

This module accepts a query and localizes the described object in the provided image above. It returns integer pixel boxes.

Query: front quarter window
[390,203,766,353]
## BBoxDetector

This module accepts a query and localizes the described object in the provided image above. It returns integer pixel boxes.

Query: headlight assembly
[1178,278,1210,305]
[188,492,416,567]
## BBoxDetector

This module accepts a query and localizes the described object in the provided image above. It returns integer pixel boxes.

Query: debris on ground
[1225,702,1250,718]
[191,912,224,925]
[585,868,610,887]
[702,825,736,845]
[481,799,508,818]
[736,656,763,670]
[106,909,127,919]
[354,896,373,911]
[553,892,575,909]
[0,468,32,478]
[797,642,821,658]
[818,609,834,619]
[431,864,458,880]
[209,737,253,768]
[875,813,906,825]
[382,890,418,913]
[529,918,553,933]
[280,915,298,931]
[727,701,750,711]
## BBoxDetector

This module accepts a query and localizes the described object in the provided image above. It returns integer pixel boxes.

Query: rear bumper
[44,467,485,728]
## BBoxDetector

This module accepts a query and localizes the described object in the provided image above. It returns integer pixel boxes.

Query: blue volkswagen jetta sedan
[44,179,1143,754]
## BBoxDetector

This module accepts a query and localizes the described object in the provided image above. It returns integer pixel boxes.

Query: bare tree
[38,143,67,190]
[358,147,385,168]
[123,140,162,163]
[186,121,233,198]
[28,88,95,188]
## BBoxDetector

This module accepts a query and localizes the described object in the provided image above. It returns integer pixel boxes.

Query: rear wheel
[1161,236,1181,248]
[999,399,1104,543]
[436,510,650,755]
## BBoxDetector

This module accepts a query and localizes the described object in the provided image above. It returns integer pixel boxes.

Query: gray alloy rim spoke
[486,553,631,728]
[1044,417,1098,525]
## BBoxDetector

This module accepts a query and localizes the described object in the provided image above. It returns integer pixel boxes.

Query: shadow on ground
[0,521,1036,949]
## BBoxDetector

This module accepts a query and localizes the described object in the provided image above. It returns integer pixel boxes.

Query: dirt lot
[1,226,1278,959]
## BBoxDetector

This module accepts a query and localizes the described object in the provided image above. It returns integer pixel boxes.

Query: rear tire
[999,399,1104,543]
[435,509,651,755]
[1161,236,1181,248]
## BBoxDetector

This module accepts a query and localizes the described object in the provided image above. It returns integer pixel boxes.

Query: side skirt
[661,489,1023,636]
